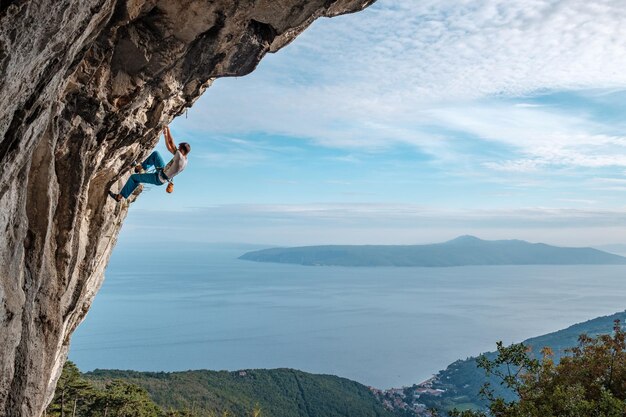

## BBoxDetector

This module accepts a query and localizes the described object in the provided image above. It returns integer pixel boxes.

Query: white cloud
[557,199,597,205]
[121,204,626,247]
[156,0,626,228]
[593,178,626,186]
[482,159,543,173]
[308,0,626,99]
[176,0,626,170]
[425,103,626,170]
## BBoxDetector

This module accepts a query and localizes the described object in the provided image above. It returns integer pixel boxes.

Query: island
[238,235,626,267]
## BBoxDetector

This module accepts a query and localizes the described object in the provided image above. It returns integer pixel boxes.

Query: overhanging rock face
[0,1,374,415]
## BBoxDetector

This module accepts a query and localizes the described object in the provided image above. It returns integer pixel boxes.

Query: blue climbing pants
[120,151,166,198]
[141,151,165,171]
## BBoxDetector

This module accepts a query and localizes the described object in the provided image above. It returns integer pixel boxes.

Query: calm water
[70,244,626,388]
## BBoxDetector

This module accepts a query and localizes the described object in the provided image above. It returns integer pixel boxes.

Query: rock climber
[108,126,190,202]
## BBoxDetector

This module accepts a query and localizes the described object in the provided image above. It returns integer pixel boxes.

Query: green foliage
[48,362,397,417]
[47,362,164,417]
[85,368,398,417]
[92,380,162,417]
[449,320,626,417]
[47,361,96,417]
[417,311,626,413]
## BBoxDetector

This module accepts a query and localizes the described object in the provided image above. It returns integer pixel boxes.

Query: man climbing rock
[109,126,190,201]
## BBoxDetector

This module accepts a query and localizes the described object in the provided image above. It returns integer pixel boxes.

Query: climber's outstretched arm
[163,126,177,155]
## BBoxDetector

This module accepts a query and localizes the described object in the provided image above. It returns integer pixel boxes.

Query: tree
[450,320,626,417]
[47,361,96,417]
[47,362,165,417]
[91,380,162,417]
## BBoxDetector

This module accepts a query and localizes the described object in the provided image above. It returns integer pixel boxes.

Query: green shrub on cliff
[448,320,626,417]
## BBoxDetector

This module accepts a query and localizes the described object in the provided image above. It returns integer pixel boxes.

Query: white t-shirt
[162,151,187,180]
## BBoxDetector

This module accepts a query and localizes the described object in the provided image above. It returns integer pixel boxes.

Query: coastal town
[370,377,445,417]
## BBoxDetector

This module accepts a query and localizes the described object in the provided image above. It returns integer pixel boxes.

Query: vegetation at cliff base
[47,363,398,417]
[84,368,397,417]
[46,361,163,417]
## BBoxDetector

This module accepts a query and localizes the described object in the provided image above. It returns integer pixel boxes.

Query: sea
[69,243,626,389]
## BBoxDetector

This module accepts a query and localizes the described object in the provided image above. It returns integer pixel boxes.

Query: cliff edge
[0,1,374,415]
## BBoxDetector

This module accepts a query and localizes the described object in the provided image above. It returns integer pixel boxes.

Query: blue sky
[121,0,626,247]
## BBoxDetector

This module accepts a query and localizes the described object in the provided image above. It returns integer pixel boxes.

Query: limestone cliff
[0,1,374,415]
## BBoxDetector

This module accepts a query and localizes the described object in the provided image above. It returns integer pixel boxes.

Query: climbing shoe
[134,164,145,174]
[108,191,122,202]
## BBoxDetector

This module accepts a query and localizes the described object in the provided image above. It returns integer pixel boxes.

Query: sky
[122,0,626,247]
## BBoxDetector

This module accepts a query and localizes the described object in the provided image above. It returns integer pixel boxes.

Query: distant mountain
[594,244,626,256]
[239,236,626,267]
[85,368,399,417]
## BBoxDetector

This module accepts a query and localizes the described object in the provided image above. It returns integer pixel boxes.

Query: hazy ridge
[239,236,626,267]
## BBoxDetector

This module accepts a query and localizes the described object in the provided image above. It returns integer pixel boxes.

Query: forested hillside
[83,368,398,417]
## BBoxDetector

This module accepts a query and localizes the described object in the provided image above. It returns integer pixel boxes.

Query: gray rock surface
[0,1,374,415]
